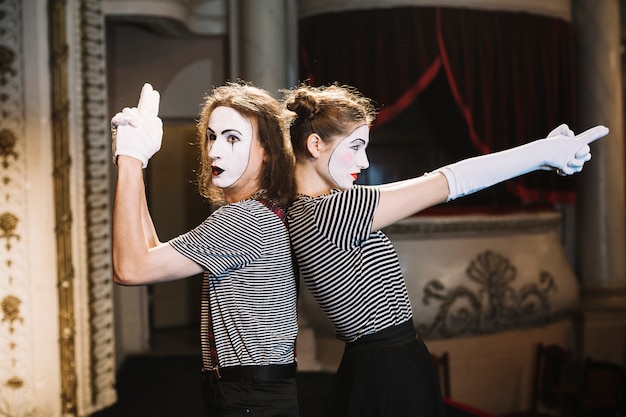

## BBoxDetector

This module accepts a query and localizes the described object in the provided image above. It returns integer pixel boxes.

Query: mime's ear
[306,133,323,158]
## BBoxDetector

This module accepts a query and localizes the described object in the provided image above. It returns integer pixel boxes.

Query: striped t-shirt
[287,186,413,342]
[169,198,297,367]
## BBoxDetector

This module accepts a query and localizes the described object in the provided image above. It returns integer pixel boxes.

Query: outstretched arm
[371,124,608,231]
[112,84,202,285]
[372,173,449,231]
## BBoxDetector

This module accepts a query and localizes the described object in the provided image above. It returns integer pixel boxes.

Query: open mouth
[212,166,224,176]
[351,173,359,180]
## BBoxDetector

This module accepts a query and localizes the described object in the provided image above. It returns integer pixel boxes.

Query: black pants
[201,364,299,417]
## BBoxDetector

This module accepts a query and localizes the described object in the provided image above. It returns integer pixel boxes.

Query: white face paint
[328,124,370,190]
[207,106,255,189]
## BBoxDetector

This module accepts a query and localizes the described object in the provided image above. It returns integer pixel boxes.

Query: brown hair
[282,83,377,160]
[197,81,295,207]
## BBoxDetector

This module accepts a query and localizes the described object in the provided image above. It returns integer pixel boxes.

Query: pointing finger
[576,125,608,145]
[137,83,160,117]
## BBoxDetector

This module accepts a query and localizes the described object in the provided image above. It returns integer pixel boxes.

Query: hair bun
[287,90,319,120]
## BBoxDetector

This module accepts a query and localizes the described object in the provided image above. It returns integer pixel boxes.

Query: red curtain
[299,7,577,205]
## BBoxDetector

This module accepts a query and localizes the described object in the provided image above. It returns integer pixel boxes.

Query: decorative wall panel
[78,0,116,411]
[0,0,116,415]
[50,0,117,414]
[0,0,36,415]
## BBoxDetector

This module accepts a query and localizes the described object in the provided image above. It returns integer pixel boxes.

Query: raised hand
[111,83,163,168]
[541,125,608,175]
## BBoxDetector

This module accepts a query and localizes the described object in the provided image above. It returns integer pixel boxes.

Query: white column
[573,0,626,364]
[238,0,290,95]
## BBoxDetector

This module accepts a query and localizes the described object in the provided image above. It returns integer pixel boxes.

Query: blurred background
[1,1,625,416]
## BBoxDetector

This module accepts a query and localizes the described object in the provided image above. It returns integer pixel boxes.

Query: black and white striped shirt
[287,186,413,342]
[169,199,297,367]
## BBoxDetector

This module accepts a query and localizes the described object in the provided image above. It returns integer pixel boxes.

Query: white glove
[438,124,609,201]
[111,83,163,168]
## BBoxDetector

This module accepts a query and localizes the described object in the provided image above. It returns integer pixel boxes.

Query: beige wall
[106,22,225,357]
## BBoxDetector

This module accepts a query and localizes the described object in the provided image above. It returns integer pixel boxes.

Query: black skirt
[324,320,446,417]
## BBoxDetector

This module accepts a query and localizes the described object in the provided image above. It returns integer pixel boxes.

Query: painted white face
[207,106,255,188]
[328,124,370,190]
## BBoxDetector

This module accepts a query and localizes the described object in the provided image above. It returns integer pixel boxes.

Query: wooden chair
[431,351,451,398]
[502,343,579,417]
[578,357,626,417]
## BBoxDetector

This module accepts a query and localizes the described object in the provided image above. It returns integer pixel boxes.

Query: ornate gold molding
[49,0,78,414]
